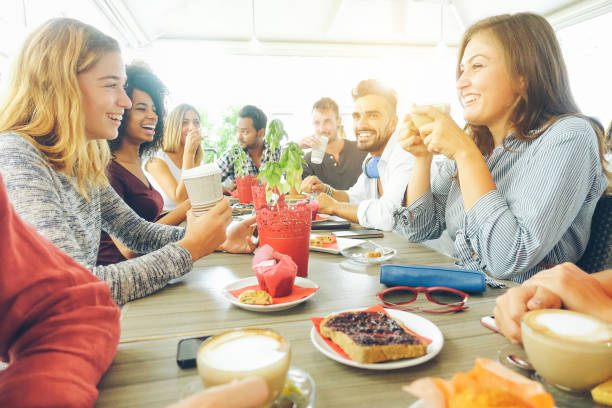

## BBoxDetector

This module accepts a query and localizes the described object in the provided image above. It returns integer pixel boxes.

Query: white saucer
[222,277,318,312]
[310,308,444,370]
[409,399,432,408]
[340,241,396,264]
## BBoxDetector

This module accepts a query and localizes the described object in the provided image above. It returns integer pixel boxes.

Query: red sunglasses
[377,286,469,314]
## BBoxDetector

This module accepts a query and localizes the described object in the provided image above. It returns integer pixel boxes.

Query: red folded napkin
[310,304,432,361]
[229,284,318,305]
[314,214,329,221]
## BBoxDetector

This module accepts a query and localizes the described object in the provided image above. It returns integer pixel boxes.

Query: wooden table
[97,231,600,408]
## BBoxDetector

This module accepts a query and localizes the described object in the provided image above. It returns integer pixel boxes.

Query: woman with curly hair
[97,64,192,265]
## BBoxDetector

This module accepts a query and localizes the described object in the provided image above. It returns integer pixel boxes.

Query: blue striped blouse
[393,116,609,283]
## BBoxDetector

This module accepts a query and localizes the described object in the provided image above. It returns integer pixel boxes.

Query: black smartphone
[176,335,212,369]
[311,219,351,230]
[333,229,384,239]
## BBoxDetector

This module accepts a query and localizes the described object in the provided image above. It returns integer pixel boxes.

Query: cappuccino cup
[410,103,450,128]
[197,328,291,407]
[521,309,612,391]
[182,163,223,214]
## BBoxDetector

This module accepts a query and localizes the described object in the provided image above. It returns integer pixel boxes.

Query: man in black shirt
[299,97,367,190]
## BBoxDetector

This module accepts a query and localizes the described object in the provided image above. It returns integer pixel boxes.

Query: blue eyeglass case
[379,264,486,293]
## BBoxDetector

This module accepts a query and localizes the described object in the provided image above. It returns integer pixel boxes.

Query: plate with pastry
[340,241,396,264]
[222,277,319,312]
[404,358,557,408]
[310,306,443,370]
[309,233,364,255]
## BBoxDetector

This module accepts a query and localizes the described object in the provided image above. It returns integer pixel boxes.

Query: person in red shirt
[0,173,121,407]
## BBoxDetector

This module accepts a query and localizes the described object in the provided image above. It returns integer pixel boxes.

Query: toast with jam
[320,311,427,363]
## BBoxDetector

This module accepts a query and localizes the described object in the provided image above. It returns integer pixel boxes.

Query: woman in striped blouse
[394,12,610,283]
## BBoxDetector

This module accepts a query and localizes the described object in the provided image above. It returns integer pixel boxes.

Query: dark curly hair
[108,63,168,158]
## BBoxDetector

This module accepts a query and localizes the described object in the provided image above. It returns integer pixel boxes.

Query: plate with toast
[309,234,364,255]
[310,308,443,370]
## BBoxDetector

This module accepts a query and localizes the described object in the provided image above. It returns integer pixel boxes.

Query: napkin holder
[380,264,486,293]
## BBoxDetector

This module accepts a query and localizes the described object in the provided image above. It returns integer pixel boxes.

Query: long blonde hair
[0,18,120,198]
[163,103,203,166]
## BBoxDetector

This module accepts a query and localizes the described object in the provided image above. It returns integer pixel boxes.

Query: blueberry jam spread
[325,311,423,346]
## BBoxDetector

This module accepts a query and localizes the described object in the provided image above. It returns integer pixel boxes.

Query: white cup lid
[182,163,221,179]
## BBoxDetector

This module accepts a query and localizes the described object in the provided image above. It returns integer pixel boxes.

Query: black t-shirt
[302,139,368,190]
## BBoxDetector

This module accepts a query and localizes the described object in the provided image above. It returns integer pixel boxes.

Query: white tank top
[143,151,181,210]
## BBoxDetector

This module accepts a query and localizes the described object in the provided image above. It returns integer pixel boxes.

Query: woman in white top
[145,104,203,209]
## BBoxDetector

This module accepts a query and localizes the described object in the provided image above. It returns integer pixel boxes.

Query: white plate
[310,308,444,370]
[222,277,319,312]
[340,241,396,264]
[309,234,364,254]
[409,400,432,408]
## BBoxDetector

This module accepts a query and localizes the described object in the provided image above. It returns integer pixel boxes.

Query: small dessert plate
[340,241,396,264]
[272,366,316,408]
[309,234,365,255]
[310,308,444,370]
[181,367,316,408]
[222,277,318,312]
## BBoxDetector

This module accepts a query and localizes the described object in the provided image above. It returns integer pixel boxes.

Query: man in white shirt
[301,79,414,231]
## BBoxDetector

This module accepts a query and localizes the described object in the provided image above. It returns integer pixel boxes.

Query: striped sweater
[393,116,609,282]
[0,133,192,305]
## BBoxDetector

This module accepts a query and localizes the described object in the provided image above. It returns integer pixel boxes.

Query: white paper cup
[310,136,329,164]
[411,103,451,128]
[183,163,223,210]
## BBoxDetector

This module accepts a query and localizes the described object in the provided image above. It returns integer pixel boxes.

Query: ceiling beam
[154,36,457,58]
[546,0,612,30]
[391,0,406,36]
[326,0,346,34]
[448,0,465,33]
[92,0,150,47]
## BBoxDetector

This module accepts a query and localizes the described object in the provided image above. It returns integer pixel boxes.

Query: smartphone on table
[333,229,384,239]
[480,315,501,334]
[176,335,212,368]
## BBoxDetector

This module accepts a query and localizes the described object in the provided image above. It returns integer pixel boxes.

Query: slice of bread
[320,311,427,364]
[310,235,336,246]
[238,290,273,305]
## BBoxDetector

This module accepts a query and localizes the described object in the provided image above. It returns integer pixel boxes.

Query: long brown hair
[457,13,610,189]
[0,18,120,198]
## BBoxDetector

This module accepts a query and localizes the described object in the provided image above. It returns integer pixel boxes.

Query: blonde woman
[0,18,255,306]
[145,103,203,209]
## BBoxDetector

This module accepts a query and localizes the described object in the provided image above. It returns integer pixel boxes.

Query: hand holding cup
[179,198,232,260]
[397,114,430,158]
[408,105,475,160]
[185,127,204,154]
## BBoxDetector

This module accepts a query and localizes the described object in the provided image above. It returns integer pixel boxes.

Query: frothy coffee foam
[202,334,285,371]
[531,311,611,342]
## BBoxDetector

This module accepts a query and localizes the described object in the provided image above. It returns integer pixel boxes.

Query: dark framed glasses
[377,286,469,314]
